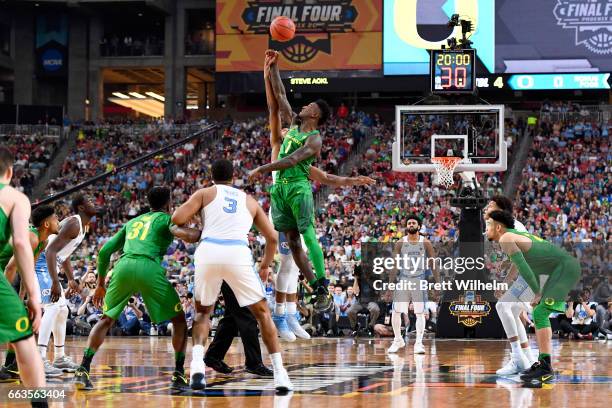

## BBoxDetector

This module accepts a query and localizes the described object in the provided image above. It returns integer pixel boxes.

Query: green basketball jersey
[277,126,319,182]
[121,212,173,263]
[507,228,575,275]
[0,226,43,271]
[0,184,11,271]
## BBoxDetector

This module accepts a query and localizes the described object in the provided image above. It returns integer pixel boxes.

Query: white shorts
[499,275,535,312]
[194,264,266,308]
[393,289,427,314]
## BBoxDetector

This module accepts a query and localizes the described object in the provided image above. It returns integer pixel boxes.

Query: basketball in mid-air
[270,16,296,42]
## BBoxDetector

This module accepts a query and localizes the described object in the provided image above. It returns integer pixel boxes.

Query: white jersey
[514,219,527,233]
[399,235,427,280]
[45,214,87,264]
[196,184,254,265]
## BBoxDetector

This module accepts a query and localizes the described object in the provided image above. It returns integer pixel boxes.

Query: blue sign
[508,73,611,90]
[41,48,63,72]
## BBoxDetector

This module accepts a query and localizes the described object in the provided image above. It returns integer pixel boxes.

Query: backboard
[392,105,507,173]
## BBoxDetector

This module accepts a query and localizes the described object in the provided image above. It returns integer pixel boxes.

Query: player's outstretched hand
[92,285,107,309]
[353,176,375,186]
[26,297,42,334]
[265,49,279,64]
[248,167,263,183]
[50,280,62,303]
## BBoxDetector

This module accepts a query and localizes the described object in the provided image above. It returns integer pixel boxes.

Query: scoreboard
[430,49,476,94]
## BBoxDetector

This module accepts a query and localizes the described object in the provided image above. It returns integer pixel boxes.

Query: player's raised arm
[264,51,283,158]
[267,50,296,126]
[308,167,375,187]
[248,133,322,181]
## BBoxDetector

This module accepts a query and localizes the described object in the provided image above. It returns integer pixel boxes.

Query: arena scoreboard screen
[430,49,476,94]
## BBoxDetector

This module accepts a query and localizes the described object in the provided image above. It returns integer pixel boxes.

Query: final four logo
[241,0,358,63]
[554,0,612,55]
[449,292,492,328]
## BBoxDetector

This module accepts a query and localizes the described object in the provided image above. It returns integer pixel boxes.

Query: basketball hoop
[431,157,463,188]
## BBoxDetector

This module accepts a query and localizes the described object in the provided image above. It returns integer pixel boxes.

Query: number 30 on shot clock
[430,49,476,94]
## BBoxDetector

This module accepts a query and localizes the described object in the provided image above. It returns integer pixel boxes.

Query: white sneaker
[190,360,206,390]
[286,313,311,339]
[414,342,426,354]
[387,338,406,353]
[496,358,522,376]
[53,355,80,373]
[273,314,296,342]
[274,368,293,392]
[43,359,63,377]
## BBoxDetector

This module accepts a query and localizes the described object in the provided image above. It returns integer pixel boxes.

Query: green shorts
[103,256,182,323]
[270,180,314,233]
[539,257,581,311]
[0,271,32,344]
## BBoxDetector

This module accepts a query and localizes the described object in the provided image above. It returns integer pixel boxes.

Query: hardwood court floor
[1,336,610,407]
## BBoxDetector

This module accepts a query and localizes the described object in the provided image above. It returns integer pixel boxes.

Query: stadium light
[112,92,130,99]
[145,92,165,101]
[108,97,164,118]
[128,92,146,99]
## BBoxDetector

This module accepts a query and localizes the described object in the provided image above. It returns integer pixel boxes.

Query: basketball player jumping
[484,196,537,375]
[0,205,59,381]
[486,210,581,383]
[74,187,199,390]
[263,50,374,341]
[249,50,333,313]
[35,194,97,377]
[0,147,47,399]
[172,159,292,392]
[387,215,439,354]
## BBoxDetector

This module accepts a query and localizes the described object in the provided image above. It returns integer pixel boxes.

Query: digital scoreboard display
[430,49,476,94]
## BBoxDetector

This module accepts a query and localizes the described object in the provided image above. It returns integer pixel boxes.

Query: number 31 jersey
[122,211,173,263]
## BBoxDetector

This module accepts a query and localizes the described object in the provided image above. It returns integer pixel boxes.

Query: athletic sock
[523,345,536,363]
[175,352,185,374]
[38,345,47,360]
[275,302,286,316]
[302,226,325,281]
[4,349,16,367]
[286,302,297,315]
[415,314,425,344]
[80,348,97,372]
[54,346,65,359]
[270,352,284,372]
[510,340,521,356]
[538,353,551,368]
[192,345,205,366]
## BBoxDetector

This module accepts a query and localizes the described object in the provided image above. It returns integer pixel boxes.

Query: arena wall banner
[216,0,382,72]
[35,12,68,77]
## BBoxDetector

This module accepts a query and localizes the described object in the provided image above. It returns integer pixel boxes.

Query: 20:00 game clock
[430,49,476,94]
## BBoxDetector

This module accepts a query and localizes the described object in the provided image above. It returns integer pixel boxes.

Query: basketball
[270,16,295,42]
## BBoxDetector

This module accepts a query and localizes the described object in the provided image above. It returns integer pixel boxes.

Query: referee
[204,282,273,376]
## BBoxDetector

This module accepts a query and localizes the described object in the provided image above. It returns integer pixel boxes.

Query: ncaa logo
[554,0,612,55]
[41,49,63,71]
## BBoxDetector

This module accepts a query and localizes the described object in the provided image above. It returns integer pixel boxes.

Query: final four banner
[35,13,68,77]
[216,0,382,72]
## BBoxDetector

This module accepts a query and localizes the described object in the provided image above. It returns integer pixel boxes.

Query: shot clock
[430,49,476,94]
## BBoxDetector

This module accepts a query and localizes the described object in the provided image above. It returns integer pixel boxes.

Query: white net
[431,157,463,188]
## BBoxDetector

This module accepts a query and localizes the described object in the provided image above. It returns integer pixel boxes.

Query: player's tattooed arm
[248,133,322,181]
[268,51,297,126]
[308,166,375,187]
[170,225,201,243]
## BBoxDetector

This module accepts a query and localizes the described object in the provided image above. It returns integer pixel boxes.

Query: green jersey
[277,126,319,182]
[0,226,45,271]
[97,211,173,276]
[507,228,575,274]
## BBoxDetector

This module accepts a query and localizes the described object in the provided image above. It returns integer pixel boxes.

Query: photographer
[347,263,380,335]
[117,296,151,336]
[592,275,612,337]
[559,290,598,340]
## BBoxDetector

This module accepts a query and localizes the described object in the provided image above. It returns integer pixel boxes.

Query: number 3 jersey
[197,184,254,266]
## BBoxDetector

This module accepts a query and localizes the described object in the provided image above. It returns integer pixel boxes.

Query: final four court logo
[554,0,612,55]
[449,293,492,328]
